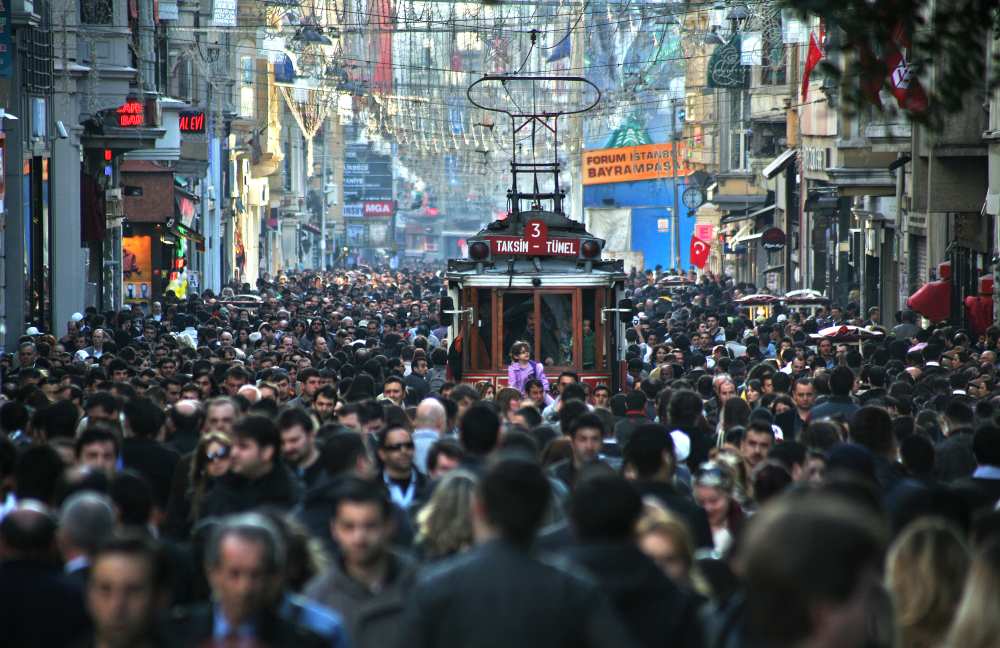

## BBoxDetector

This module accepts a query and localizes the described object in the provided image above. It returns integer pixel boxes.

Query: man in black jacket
[121,397,179,515]
[399,454,637,648]
[623,424,713,549]
[563,473,703,648]
[202,415,303,518]
[0,502,92,648]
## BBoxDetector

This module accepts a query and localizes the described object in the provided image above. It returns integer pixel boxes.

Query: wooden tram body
[445,222,627,393]
[443,74,626,393]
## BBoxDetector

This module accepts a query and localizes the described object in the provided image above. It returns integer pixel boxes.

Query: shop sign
[179,111,206,133]
[487,235,580,257]
[117,98,145,127]
[761,227,786,251]
[363,200,394,217]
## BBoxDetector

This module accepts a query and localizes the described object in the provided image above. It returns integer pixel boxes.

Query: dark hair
[622,424,674,479]
[92,532,172,591]
[427,438,464,474]
[561,383,587,403]
[85,391,121,415]
[899,434,936,478]
[459,403,500,456]
[752,462,793,505]
[277,407,316,435]
[74,425,120,459]
[320,430,368,476]
[15,444,64,502]
[799,419,843,452]
[109,470,154,526]
[31,400,80,441]
[768,441,807,472]
[570,474,642,542]
[849,406,895,457]
[478,454,550,546]
[567,412,606,439]
[973,425,1000,467]
[123,397,165,439]
[558,399,590,434]
[513,406,542,429]
[231,415,281,455]
[829,366,855,397]
[330,476,392,520]
[668,390,701,426]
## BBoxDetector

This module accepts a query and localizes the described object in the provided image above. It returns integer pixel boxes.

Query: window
[502,292,533,365]
[240,56,255,118]
[582,289,601,370]
[539,294,573,366]
[728,90,750,171]
[468,289,492,370]
[80,0,113,25]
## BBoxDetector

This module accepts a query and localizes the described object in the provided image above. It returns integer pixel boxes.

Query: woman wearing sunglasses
[188,431,234,523]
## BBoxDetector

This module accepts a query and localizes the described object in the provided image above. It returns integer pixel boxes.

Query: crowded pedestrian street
[2,0,1000,645]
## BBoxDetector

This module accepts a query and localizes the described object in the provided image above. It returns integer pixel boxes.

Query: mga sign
[363,200,394,217]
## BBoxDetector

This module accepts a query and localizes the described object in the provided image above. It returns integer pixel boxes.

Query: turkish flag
[801,30,824,101]
[690,237,710,269]
[883,23,928,113]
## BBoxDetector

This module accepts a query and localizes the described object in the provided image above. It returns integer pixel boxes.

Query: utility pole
[671,98,681,270]
[568,0,585,222]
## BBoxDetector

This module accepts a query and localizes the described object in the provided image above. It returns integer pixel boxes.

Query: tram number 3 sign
[526,220,548,255]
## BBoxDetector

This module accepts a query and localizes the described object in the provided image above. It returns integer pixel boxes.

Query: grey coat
[304,552,417,648]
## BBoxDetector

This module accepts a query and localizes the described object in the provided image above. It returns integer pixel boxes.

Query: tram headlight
[581,239,600,259]
[469,241,490,261]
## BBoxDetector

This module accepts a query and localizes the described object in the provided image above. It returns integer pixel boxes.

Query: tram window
[472,289,492,369]
[502,293,534,363]
[540,294,573,367]
[582,289,598,370]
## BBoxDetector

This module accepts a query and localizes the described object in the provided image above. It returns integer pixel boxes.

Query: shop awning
[762,265,785,274]
[748,203,776,219]
[762,149,797,179]
[732,227,763,245]
[300,222,322,235]
[710,193,769,211]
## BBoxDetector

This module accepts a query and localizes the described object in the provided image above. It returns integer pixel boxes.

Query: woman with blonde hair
[942,539,1000,648]
[886,518,970,648]
[416,470,478,561]
[636,499,707,595]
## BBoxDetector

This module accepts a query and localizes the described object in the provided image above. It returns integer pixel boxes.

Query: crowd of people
[1,264,1000,648]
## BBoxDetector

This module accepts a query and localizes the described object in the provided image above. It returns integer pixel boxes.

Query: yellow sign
[582,142,691,185]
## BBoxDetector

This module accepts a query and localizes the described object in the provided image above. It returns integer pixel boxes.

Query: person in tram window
[507,340,550,398]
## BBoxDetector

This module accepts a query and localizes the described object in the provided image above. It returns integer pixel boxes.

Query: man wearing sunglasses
[375,425,427,511]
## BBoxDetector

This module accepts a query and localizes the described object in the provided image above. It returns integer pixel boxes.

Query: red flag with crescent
[690,237,710,269]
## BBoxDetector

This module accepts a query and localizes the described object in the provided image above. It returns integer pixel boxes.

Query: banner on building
[123,235,152,303]
[582,143,691,185]
[212,0,236,27]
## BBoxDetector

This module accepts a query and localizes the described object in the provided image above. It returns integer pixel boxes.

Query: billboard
[582,142,691,185]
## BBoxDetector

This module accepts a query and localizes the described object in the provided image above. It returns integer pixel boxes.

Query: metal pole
[320,133,327,271]
[671,99,681,271]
